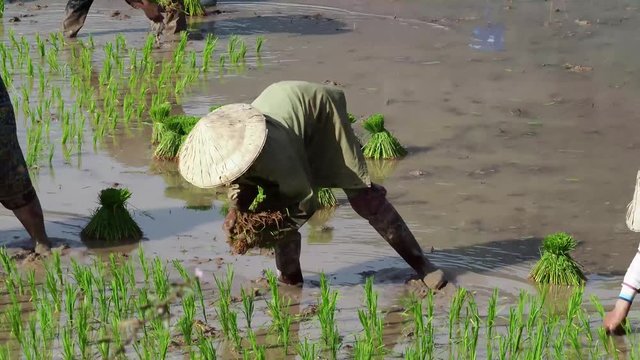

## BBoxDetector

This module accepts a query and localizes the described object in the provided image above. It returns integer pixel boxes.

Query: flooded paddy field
[1,0,640,358]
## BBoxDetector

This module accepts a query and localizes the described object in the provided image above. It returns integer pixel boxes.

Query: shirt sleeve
[619,244,640,303]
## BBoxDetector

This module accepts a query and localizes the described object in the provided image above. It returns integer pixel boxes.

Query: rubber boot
[347,184,448,289]
[62,0,94,38]
[274,231,303,286]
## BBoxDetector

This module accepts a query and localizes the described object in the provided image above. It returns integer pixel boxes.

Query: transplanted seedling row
[0,246,635,359]
[0,29,264,172]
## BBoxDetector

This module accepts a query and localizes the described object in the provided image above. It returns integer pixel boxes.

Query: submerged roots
[228,210,287,255]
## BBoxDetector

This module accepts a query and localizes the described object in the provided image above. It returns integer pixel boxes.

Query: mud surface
[1,0,640,346]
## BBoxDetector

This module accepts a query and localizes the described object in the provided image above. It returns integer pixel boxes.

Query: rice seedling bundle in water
[81,188,143,243]
[316,188,337,208]
[153,115,199,160]
[361,114,407,160]
[529,232,585,286]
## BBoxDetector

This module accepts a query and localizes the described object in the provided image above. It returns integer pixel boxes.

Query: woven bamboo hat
[178,103,267,188]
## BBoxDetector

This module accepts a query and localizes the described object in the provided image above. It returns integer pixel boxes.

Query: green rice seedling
[80,187,143,243]
[184,0,205,16]
[448,287,467,342]
[0,0,4,18]
[123,93,135,124]
[357,276,383,354]
[256,35,265,54]
[191,269,208,323]
[486,288,498,358]
[318,272,340,353]
[116,34,127,54]
[228,310,243,351]
[202,34,218,72]
[151,317,171,359]
[152,257,170,300]
[180,294,197,345]
[240,287,255,329]
[297,339,317,360]
[38,296,55,343]
[197,331,217,359]
[0,247,15,273]
[265,269,287,330]
[26,56,34,78]
[64,282,77,324]
[218,54,227,73]
[280,299,293,354]
[213,265,234,337]
[172,32,189,73]
[138,247,151,286]
[61,325,74,360]
[27,269,37,302]
[530,232,585,286]
[227,35,240,56]
[188,50,198,71]
[47,47,60,72]
[361,113,407,159]
[7,300,23,345]
[76,300,91,358]
[34,34,45,58]
[45,262,62,311]
[316,188,337,208]
[98,326,112,359]
[154,115,199,160]
[353,335,375,360]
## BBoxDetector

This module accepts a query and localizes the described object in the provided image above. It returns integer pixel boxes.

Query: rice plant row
[0,30,263,171]
[0,246,636,359]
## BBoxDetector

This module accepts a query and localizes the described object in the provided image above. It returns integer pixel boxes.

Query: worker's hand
[128,0,164,23]
[604,299,631,335]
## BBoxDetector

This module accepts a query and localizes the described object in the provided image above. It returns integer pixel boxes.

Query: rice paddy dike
[2,0,640,358]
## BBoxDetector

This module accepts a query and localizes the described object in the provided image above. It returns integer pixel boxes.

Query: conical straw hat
[178,103,267,188]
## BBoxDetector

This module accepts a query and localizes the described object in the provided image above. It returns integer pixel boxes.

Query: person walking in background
[62,0,187,39]
[0,75,51,255]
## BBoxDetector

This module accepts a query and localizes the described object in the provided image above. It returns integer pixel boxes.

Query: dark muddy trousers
[63,0,187,38]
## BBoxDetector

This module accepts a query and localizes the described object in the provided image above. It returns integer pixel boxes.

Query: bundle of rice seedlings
[529,232,586,286]
[361,114,407,160]
[183,0,205,16]
[150,102,172,145]
[348,113,358,124]
[80,188,142,243]
[316,188,337,208]
[154,115,199,160]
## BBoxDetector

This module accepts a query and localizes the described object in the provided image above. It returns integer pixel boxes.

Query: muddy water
[1,0,640,351]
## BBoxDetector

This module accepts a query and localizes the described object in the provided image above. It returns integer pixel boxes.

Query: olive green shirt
[237,81,371,214]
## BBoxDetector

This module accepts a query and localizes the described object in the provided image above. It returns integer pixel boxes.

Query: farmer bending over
[63,0,188,39]
[178,80,447,289]
[0,75,51,255]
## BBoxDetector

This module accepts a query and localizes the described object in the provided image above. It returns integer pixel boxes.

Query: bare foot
[34,241,52,256]
[422,269,448,290]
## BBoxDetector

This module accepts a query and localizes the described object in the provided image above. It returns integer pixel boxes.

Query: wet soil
[1,0,640,353]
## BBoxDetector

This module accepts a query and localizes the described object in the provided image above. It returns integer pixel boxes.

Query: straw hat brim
[178,103,267,188]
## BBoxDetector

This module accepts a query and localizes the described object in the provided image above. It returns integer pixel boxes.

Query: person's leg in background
[345,184,448,289]
[62,0,94,38]
[2,193,51,255]
[0,75,51,255]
